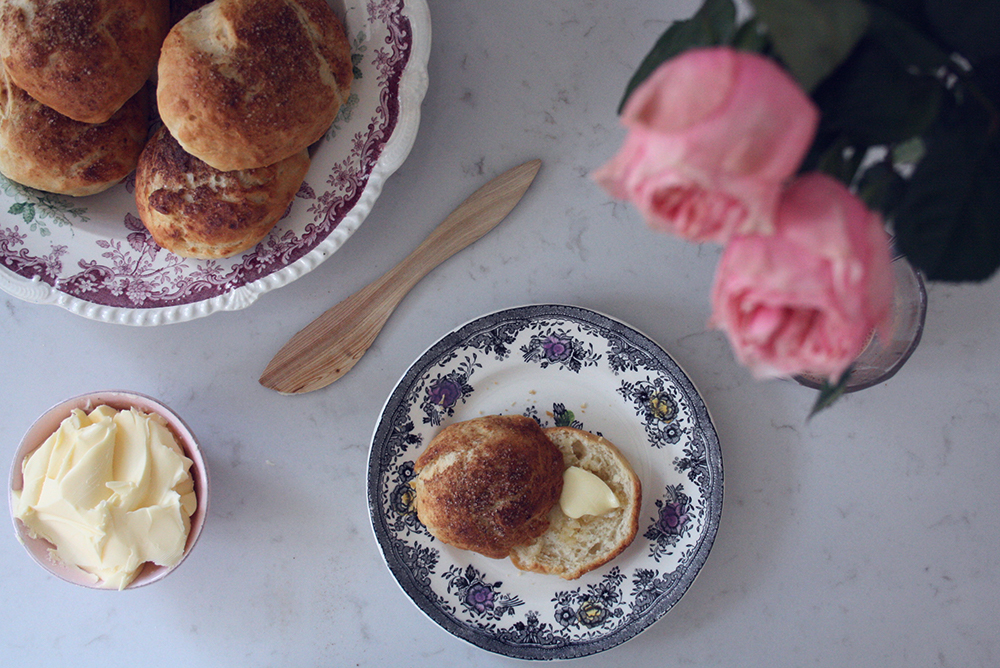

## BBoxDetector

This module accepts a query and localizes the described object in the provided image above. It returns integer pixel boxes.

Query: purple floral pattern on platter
[644,484,695,563]
[542,334,573,362]
[446,565,524,621]
[655,498,689,536]
[521,327,601,372]
[419,354,480,426]
[427,377,463,409]
[0,0,422,316]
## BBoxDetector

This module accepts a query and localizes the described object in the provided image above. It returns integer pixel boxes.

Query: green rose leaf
[856,160,908,217]
[618,0,738,112]
[893,97,1000,282]
[750,0,870,92]
[811,36,943,146]
[892,136,926,166]
[808,367,853,419]
[730,17,771,54]
[863,4,953,74]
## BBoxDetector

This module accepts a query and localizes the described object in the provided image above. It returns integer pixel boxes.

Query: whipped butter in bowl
[8,391,209,589]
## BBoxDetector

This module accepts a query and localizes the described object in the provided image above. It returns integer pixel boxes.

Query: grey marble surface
[3,0,999,666]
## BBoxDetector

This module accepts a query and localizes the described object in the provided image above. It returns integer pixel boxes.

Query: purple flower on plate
[464,582,495,614]
[427,378,462,408]
[541,335,573,362]
[644,486,695,561]
[446,564,522,619]
[656,500,689,536]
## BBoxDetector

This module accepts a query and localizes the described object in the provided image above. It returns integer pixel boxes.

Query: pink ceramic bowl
[8,390,209,589]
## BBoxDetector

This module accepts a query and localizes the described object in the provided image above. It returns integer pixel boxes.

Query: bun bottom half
[509,427,642,580]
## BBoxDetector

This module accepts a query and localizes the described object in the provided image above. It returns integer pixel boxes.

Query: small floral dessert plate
[368,304,723,659]
[0,0,430,325]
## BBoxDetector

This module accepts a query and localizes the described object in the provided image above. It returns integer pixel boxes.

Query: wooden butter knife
[259,159,542,394]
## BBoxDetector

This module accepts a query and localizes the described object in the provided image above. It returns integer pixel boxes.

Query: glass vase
[795,254,927,392]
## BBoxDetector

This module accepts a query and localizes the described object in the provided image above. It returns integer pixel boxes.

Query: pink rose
[593,47,819,243]
[710,173,895,380]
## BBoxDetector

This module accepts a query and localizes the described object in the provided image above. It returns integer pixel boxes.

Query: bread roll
[0,70,149,196]
[0,0,169,123]
[414,416,564,560]
[509,427,641,579]
[156,0,353,171]
[134,125,310,259]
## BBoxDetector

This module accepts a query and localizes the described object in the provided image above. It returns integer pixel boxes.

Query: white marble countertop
[3,0,999,665]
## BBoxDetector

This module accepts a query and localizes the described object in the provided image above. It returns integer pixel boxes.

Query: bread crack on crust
[414,416,564,560]
[156,0,353,171]
[0,0,169,123]
[0,67,148,196]
[134,126,309,259]
[281,0,338,92]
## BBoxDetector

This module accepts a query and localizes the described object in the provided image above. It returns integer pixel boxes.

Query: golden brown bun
[156,0,353,171]
[0,0,170,124]
[0,71,149,196]
[509,427,642,579]
[134,125,310,259]
[414,416,564,560]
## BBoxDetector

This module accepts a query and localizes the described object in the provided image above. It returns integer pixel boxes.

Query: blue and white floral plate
[368,304,723,659]
[0,0,430,325]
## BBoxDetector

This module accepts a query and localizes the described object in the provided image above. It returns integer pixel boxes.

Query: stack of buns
[414,415,642,580]
[138,0,352,258]
[0,0,353,259]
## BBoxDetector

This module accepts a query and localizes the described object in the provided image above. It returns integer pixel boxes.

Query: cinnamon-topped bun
[0,0,169,123]
[414,415,565,559]
[0,70,149,196]
[156,0,353,171]
[134,125,310,259]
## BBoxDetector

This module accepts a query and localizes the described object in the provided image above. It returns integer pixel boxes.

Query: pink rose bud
[593,47,819,243]
[710,173,895,380]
